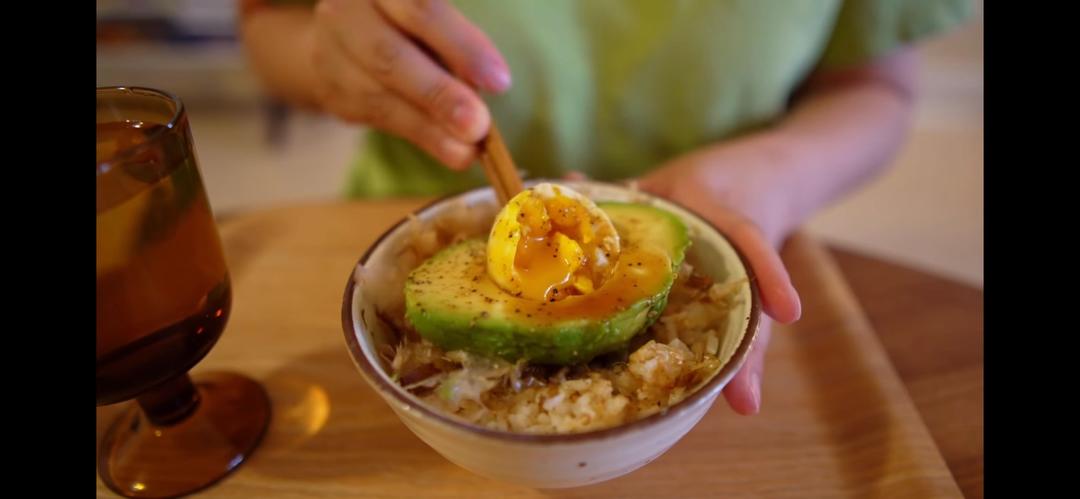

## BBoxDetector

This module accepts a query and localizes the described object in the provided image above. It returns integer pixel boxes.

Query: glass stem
[136,374,201,426]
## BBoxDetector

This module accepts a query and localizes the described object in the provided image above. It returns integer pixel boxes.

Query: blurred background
[97,0,983,287]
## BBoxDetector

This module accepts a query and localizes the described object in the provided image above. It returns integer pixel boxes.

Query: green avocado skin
[404,202,690,365]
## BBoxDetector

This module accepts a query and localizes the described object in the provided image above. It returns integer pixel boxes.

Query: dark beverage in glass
[97,87,270,498]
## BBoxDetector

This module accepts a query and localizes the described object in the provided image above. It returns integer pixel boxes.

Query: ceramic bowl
[342,180,760,488]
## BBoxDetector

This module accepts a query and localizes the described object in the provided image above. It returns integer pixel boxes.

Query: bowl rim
[341,181,762,444]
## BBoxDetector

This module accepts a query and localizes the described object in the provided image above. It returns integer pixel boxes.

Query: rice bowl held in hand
[343,180,760,488]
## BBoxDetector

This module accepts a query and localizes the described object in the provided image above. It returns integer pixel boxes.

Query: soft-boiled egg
[487,183,620,302]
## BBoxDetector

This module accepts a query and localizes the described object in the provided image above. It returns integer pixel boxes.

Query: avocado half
[404,202,689,365]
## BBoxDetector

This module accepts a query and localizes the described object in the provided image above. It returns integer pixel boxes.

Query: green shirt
[344,0,970,198]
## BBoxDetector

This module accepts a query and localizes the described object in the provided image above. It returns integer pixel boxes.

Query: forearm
[769,48,919,231]
[238,5,321,108]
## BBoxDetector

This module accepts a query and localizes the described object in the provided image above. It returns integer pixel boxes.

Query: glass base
[98,372,271,498]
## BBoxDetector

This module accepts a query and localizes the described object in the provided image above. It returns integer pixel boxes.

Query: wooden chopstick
[479,119,524,206]
[430,56,523,205]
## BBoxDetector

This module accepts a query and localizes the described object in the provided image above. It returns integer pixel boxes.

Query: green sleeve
[818,0,973,69]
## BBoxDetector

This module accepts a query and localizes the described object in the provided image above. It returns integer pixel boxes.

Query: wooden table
[828,248,984,498]
[97,201,984,498]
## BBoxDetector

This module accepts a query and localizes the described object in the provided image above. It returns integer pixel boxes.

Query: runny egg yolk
[487,183,620,302]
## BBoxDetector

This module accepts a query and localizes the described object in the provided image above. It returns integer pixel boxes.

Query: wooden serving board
[97,201,963,498]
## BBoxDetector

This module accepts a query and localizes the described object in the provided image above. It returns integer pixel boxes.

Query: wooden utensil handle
[479,122,524,205]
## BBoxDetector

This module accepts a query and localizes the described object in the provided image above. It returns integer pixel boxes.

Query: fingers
[316,0,492,142]
[718,211,802,324]
[339,86,475,169]
[313,36,475,168]
[372,0,511,92]
[722,318,773,415]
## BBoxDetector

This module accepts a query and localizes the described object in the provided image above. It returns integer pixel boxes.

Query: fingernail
[788,283,803,321]
[749,372,761,413]
[449,102,474,134]
[483,64,512,92]
[440,138,470,169]
[440,137,461,156]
